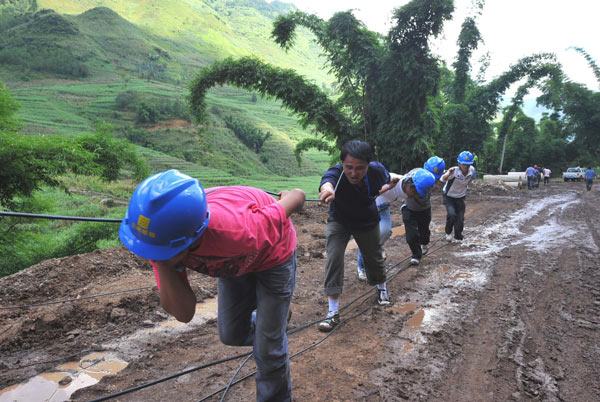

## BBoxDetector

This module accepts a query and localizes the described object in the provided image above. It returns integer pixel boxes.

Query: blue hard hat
[411,168,436,198]
[119,169,210,261]
[424,156,446,179]
[457,151,474,165]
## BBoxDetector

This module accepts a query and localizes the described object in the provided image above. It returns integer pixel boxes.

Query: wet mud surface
[1,181,599,401]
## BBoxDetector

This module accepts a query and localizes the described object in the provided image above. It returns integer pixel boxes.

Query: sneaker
[445,233,453,242]
[318,313,340,332]
[454,238,463,243]
[377,289,391,306]
[357,268,367,281]
[410,257,420,266]
[421,244,429,255]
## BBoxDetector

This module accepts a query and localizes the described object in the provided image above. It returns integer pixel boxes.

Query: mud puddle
[0,298,218,401]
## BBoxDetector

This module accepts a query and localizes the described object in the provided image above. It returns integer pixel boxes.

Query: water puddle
[0,297,219,401]
[158,297,218,329]
[392,302,419,315]
[405,309,425,330]
[0,352,127,402]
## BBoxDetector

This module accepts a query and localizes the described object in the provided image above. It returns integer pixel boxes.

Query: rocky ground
[1,180,599,402]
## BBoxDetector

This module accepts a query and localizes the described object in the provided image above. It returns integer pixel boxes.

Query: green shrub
[136,101,159,124]
[223,115,271,152]
[115,90,139,110]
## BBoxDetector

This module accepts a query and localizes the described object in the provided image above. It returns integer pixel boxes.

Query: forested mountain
[1,0,329,85]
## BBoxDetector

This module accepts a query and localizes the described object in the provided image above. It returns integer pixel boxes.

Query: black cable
[0,211,122,222]
[198,306,371,402]
[0,277,207,311]
[263,190,321,202]
[219,354,253,402]
[87,351,253,402]
[0,189,322,224]
[0,285,155,310]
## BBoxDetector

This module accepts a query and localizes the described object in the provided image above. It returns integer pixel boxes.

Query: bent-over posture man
[355,157,442,277]
[119,169,305,402]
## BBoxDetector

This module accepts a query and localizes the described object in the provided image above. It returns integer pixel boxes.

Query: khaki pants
[324,220,386,296]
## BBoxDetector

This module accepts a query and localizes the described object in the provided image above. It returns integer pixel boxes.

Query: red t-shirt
[152,186,297,285]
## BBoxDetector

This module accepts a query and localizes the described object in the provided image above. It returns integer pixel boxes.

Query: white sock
[328,298,339,316]
[376,283,387,292]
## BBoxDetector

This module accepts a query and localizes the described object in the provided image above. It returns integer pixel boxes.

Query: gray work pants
[324,220,386,296]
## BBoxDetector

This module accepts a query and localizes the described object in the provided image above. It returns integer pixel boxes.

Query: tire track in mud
[372,189,600,401]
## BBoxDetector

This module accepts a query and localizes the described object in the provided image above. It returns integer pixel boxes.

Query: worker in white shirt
[440,151,475,242]
[356,168,436,270]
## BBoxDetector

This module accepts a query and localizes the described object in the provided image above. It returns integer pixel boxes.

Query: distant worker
[441,151,475,242]
[472,152,479,179]
[534,165,541,188]
[525,165,536,190]
[539,166,545,186]
[543,167,551,185]
[317,140,400,332]
[585,167,595,191]
[119,169,306,402]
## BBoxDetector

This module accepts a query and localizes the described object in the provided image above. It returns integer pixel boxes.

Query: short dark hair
[340,140,373,162]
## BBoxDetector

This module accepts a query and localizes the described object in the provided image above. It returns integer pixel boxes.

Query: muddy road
[1,181,599,401]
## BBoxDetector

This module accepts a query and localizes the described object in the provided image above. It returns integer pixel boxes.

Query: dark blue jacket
[320,162,390,229]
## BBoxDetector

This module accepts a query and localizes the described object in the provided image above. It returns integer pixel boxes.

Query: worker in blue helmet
[424,156,446,180]
[356,167,437,270]
[440,151,475,242]
[120,169,306,402]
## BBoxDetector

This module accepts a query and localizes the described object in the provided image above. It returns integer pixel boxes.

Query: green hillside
[35,0,330,85]
[0,0,334,178]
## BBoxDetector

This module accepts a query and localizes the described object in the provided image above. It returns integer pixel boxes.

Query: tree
[190,0,455,171]
[433,8,561,167]
[0,79,21,132]
[0,107,148,208]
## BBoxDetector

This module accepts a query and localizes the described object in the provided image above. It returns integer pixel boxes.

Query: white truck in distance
[562,167,585,181]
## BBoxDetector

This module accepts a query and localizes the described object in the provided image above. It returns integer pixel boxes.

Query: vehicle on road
[562,167,585,181]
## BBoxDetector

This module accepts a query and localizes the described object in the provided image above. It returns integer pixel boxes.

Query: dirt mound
[468,178,520,195]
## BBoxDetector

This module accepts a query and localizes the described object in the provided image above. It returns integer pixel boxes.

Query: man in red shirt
[119,170,306,402]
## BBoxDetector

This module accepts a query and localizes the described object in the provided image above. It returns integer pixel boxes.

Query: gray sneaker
[377,289,391,306]
[410,257,420,266]
[318,313,340,332]
[445,233,453,242]
[421,244,429,255]
[357,268,367,281]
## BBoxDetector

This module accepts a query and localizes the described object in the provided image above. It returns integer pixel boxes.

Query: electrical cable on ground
[0,277,205,311]
[219,354,253,402]
[87,351,252,402]
[0,286,155,310]
[198,305,372,402]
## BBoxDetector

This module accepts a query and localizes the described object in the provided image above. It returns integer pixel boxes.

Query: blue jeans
[527,176,534,189]
[357,203,392,272]
[217,252,296,402]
